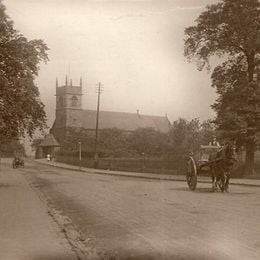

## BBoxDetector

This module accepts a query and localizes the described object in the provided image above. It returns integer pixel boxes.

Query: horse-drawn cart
[186,144,235,192]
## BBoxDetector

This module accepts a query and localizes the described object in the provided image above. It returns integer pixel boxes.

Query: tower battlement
[55,76,83,111]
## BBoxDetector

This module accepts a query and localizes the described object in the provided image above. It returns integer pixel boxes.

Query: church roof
[38,134,60,147]
[82,110,171,133]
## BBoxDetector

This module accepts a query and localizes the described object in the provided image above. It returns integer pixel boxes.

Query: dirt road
[0,160,78,260]
[8,160,260,259]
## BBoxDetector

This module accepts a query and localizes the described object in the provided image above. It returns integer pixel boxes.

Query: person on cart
[12,155,24,168]
[14,155,19,164]
[209,136,220,147]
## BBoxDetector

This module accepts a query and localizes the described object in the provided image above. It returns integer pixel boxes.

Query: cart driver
[209,136,220,147]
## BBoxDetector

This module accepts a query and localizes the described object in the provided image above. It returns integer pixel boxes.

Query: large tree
[129,127,169,156]
[0,1,48,140]
[184,0,260,174]
[169,118,215,154]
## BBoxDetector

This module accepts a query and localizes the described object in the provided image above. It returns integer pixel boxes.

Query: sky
[4,0,219,128]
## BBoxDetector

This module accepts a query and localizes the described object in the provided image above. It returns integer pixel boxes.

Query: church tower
[51,76,83,143]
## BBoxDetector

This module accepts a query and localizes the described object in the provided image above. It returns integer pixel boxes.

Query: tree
[0,1,49,140]
[169,118,216,154]
[60,127,129,157]
[0,139,25,157]
[129,127,169,157]
[211,58,260,174]
[61,127,95,156]
[184,0,260,174]
[98,128,130,157]
[60,127,170,158]
[199,119,217,145]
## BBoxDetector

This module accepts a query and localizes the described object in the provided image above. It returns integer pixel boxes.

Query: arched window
[71,96,78,107]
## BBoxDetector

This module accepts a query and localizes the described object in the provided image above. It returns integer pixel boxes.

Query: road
[0,160,78,260]
[5,160,260,259]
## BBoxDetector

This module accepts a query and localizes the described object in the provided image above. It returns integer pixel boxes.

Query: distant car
[12,157,24,168]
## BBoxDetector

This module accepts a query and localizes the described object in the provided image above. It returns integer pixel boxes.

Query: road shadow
[193,188,256,194]
[98,252,221,260]
[168,186,256,194]
[169,187,214,193]
[195,189,255,195]
[195,187,215,193]
[169,187,191,192]
[32,254,218,260]
[33,257,78,260]
[227,192,255,195]
[32,255,77,260]
[0,183,14,188]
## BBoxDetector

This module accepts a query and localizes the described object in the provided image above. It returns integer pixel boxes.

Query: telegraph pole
[78,141,82,170]
[94,82,103,168]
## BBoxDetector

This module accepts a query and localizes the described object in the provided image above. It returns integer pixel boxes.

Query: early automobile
[12,157,24,168]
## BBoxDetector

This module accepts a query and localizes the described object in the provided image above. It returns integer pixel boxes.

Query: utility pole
[94,82,103,168]
[78,141,82,170]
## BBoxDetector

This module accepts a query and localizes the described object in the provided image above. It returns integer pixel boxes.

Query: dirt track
[0,161,78,260]
[22,160,260,259]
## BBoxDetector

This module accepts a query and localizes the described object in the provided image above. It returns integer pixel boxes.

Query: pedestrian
[47,154,50,162]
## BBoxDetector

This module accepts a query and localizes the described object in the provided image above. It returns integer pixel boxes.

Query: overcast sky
[4,0,218,127]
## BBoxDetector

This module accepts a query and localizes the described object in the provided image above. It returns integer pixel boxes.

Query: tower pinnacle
[65,75,68,86]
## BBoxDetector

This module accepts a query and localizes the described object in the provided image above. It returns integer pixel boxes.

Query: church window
[71,96,78,106]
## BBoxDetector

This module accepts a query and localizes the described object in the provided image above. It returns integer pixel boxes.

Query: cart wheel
[186,157,197,190]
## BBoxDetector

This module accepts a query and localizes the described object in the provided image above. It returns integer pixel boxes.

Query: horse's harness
[216,145,235,172]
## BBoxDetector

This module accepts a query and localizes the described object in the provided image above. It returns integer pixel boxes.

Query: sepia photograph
[0,0,260,259]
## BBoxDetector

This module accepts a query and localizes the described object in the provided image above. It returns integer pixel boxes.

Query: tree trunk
[246,52,255,82]
[244,53,256,176]
[244,138,255,175]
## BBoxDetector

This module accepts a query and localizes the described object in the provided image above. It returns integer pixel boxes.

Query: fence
[56,154,187,175]
[56,151,260,178]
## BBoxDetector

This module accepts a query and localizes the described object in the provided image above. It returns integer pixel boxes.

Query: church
[51,77,172,145]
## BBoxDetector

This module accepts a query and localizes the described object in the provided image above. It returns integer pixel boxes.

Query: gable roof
[82,110,171,133]
[38,134,60,147]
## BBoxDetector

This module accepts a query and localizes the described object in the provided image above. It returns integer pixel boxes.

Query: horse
[210,142,236,192]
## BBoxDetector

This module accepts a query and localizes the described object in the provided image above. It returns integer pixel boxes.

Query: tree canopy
[58,119,215,159]
[184,0,260,174]
[169,118,215,154]
[184,0,260,75]
[0,138,25,157]
[0,1,49,139]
